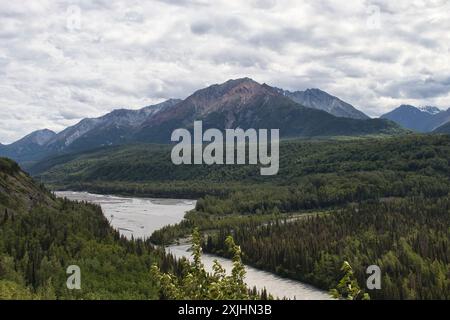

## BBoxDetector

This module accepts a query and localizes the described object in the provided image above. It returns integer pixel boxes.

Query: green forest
[33,134,450,203]
[0,158,189,299]
[151,135,450,300]
[204,198,449,299]
[0,157,276,300]
[4,134,450,299]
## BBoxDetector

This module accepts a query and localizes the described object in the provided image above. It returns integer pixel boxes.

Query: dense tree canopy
[5,134,450,300]
[0,160,185,299]
[204,198,450,299]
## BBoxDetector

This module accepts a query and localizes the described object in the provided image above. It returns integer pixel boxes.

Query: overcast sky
[1,0,449,143]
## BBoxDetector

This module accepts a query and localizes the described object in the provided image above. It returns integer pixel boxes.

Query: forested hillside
[34,134,450,202]
[205,198,450,299]
[28,134,450,299]
[0,158,181,299]
[0,157,274,300]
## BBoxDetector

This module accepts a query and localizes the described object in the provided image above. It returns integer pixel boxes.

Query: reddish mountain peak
[189,78,262,98]
[142,78,282,126]
[183,78,278,114]
[222,78,273,97]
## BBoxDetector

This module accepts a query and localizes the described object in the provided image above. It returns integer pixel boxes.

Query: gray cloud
[377,77,450,99]
[190,21,213,35]
[156,0,210,7]
[0,0,450,143]
[211,50,268,69]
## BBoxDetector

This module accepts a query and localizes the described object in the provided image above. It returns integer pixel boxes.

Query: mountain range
[43,99,182,154]
[0,129,56,163]
[0,78,403,165]
[381,105,450,132]
[275,88,369,120]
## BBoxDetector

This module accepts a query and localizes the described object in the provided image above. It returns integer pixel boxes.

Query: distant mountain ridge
[133,78,398,143]
[1,78,403,165]
[381,105,450,132]
[44,99,181,153]
[275,88,369,120]
[419,106,441,115]
[0,100,181,164]
[434,122,450,134]
[0,129,56,164]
